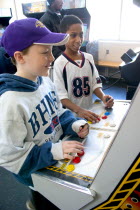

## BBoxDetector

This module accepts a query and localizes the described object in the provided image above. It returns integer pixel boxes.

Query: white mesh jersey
[53,52,102,109]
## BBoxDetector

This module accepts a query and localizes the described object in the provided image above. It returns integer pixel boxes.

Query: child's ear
[14,51,25,63]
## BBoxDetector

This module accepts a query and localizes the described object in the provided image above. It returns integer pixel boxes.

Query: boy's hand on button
[103,95,114,108]
[76,108,100,123]
[78,123,89,138]
[62,141,84,160]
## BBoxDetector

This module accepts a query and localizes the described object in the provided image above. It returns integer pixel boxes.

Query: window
[120,0,140,40]
[87,0,140,41]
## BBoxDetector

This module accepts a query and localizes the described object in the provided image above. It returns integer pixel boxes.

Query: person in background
[0,46,16,74]
[0,24,16,74]
[0,18,89,210]
[40,0,66,60]
[53,15,114,123]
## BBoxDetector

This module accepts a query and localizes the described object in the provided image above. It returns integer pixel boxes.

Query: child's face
[65,23,83,53]
[20,45,54,80]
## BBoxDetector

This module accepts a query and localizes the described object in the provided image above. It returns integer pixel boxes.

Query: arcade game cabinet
[31,87,140,210]
[63,0,90,52]
[119,1,140,100]
[119,49,140,100]
[22,1,47,20]
[0,8,16,74]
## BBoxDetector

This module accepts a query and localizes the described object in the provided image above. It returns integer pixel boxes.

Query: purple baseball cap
[1,18,69,57]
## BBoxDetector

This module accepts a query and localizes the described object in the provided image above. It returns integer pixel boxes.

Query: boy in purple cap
[0,18,89,210]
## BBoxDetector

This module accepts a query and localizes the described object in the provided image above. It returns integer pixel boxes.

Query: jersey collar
[62,51,85,68]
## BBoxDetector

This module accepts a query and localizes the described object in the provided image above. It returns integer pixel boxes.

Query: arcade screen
[22,1,47,14]
[63,0,85,9]
[83,23,89,40]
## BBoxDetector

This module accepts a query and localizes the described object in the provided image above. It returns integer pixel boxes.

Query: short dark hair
[60,15,83,33]
[47,0,55,6]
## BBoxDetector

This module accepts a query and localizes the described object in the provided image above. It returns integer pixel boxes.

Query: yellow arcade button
[87,121,92,124]
[66,164,75,172]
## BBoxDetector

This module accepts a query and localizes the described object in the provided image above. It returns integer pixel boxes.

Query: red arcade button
[102,116,107,119]
[72,156,81,163]
[77,150,85,157]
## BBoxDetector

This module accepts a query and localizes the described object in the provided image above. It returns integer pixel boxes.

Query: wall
[86,40,140,78]
[98,40,140,62]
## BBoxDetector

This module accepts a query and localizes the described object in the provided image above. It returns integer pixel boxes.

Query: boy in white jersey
[0,18,89,210]
[53,15,114,123]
